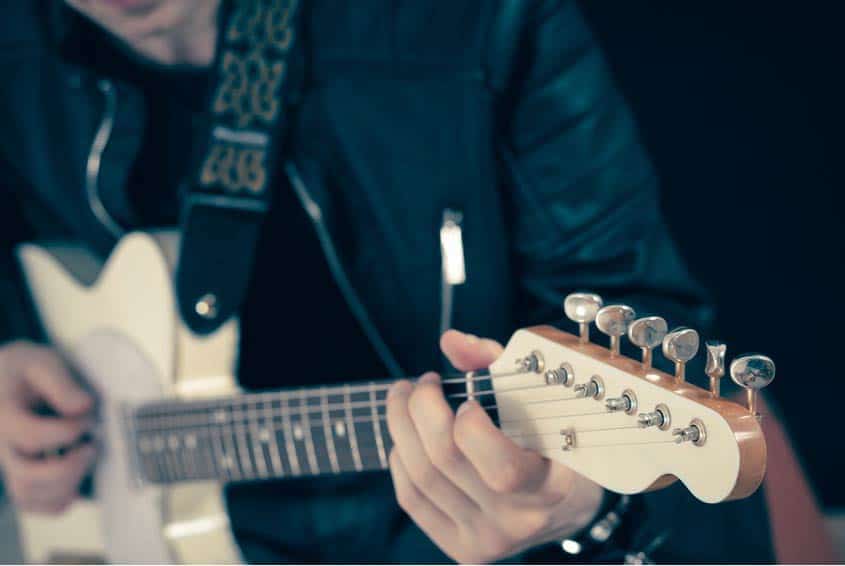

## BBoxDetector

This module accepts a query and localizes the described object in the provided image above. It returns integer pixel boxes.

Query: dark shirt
[65,14,396,563]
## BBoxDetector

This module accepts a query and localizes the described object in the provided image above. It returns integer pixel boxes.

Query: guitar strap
[176,0,301,334]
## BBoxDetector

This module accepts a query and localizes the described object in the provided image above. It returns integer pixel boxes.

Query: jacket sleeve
[496,1,774,563]
[497,0,711,333]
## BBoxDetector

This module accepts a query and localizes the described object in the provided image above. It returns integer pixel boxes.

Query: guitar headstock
[485,293,773,504]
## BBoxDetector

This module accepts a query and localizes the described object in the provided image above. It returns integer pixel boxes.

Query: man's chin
[93,0,161,14]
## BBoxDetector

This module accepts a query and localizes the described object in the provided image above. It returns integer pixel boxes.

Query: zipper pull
[440,209,466,285]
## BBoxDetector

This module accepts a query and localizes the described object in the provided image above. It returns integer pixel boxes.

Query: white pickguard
[72,331,171,563]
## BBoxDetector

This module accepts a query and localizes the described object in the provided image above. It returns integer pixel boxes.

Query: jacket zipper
[284,162,404,377]
[85,78,124,239]
[439,209,466,335]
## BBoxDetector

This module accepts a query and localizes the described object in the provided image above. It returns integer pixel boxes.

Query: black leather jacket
[0,0,773,562]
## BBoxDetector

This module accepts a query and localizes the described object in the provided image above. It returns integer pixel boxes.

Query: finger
[386,379,479,524]
[9,345,93,417]
[453,401,559,498]
[4,443,96,511]
[389,449,459,550]
[440,330,503,372]
[407,373,494,505]
[0,402,94,455]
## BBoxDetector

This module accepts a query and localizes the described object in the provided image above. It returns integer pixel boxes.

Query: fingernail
[387,380,409,400]
[456,400,476,416]
[418,372,440,385]
[465,333,480,345]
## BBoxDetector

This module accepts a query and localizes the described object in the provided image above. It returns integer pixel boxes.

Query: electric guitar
[13,231,773,563]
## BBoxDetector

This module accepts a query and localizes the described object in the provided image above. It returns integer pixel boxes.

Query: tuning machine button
[564,292,604,344]
[662,327,699,382]
[627,316,668,369]
[729,354,775,416]
[705,341,727,396]
[595,304,636,356]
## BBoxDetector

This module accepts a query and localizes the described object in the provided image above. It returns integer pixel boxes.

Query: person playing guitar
[0,0,835,563]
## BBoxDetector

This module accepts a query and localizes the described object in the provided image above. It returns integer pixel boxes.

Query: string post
[545,362,575,387]
[573,375,605,400]
[605,389,637,415]
[637,404,671,430]
[516,350,545,373]
[672,419,707,446]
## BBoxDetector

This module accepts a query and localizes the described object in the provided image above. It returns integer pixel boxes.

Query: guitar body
[15,232,242,563]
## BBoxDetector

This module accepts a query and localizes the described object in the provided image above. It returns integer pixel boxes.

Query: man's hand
[64,0,220,67]
[0,341,96,514]
[386,330,604,563]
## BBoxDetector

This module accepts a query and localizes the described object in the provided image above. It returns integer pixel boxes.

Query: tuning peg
[705,341,727,396]
[661,327,699,382]
[729,354,775,416]
[595,304,636,356]
[564,292,604,344]
[627,316,668,368]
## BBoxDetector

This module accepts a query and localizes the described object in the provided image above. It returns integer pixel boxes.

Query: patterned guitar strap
[176,0,300,334]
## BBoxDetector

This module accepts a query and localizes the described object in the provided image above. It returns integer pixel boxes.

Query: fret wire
[369,382,388,469]
[344,384,363,472]
[298,390,320,475]
[262,397,285,477]
[248,398,269,478]
[280,396,302,476]
[320,388,340,474]
[235,421,254,478]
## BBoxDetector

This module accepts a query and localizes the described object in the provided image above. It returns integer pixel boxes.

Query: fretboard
[130,378,476,485]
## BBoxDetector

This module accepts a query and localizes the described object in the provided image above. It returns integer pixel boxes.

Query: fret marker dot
[185,434,197,449]
[293,424,304,441]
[334,421,346,437]
[258,428,271,443]
[168,435,180,450]
[221,456,235,469]
[214,409,227,423]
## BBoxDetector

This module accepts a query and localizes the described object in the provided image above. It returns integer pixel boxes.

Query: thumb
[440,329,503,372]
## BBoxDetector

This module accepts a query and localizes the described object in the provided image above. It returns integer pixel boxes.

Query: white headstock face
[486,297,770,505]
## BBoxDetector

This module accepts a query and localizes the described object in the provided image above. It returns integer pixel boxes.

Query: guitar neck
[130,378,475,485]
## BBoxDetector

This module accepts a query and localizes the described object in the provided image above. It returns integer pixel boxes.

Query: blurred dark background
[578,1,844,508]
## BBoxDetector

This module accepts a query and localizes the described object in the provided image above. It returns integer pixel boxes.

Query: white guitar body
[15,232,242,563]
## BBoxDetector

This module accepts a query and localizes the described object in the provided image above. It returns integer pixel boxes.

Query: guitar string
[144,427,683,483]
[132,367,539,416]
[130,390,622,432]
[133,382,567,429]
